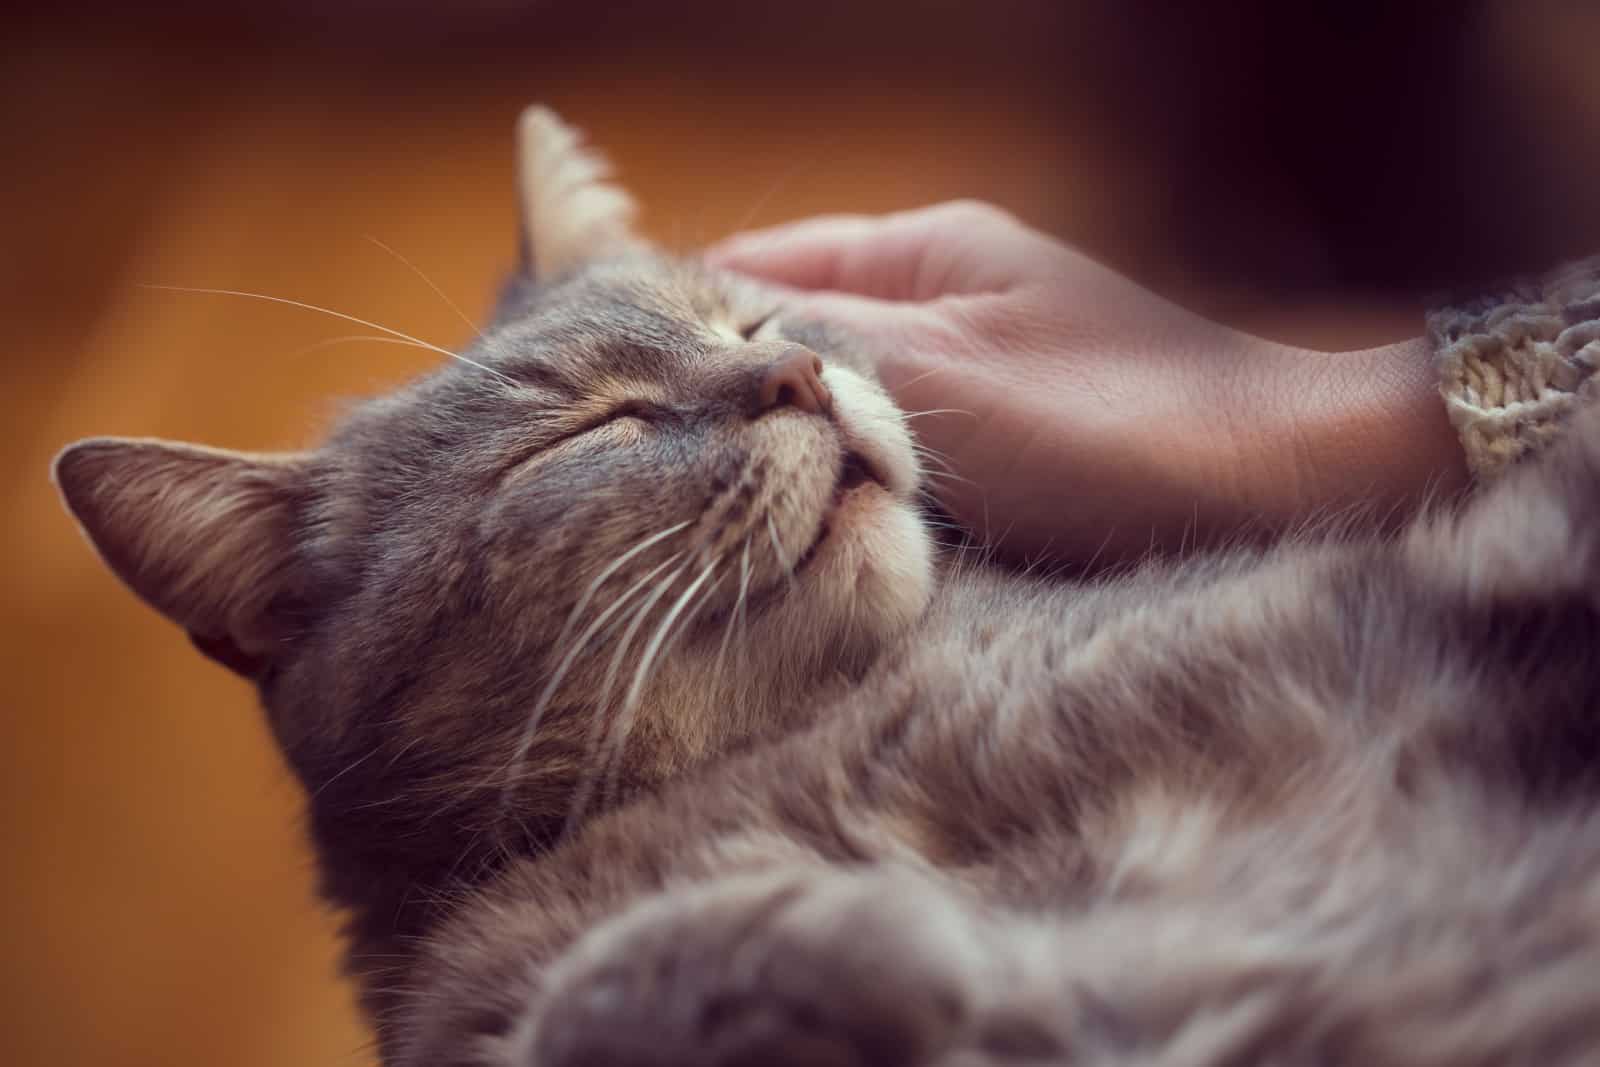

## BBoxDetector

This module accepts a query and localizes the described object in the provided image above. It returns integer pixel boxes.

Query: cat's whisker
[140,284,519,387]
[725,536,755,728]
[594,560,690,719]
[495,551,685,827]
[711,538,751,686]
[921,520,973,538]
[362,235,487,344]
[280,333,454,362]
[546,521,693,678]
[911,466,974,503]
[311,744,384,800]
[382,733,428,773]
[917,469,979,495]
[727,148,832,238]
[909,440,959,467]
[599,557,722,812]
[735,535,753,688]
[900,407,978,422]
[910,446,977,489]
[564,559,691,837]
[914,463,964,483]
[764,512,798,591]
[893,365,950,392]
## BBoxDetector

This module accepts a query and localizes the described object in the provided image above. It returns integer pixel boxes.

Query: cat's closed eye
[599,400,656,426]
[553,401,657,448]
[502,401,658,480]
[740,312,776,341]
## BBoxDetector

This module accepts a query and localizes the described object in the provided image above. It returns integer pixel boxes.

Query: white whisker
[363,235,487,343]
[712,537,752,684]
[280,333,451,361]
[734,537,755,731]
[893,366,949,391]
[765,512,794,576]
[900,407,977,421]
[564,559,688,836]
[600,557,721,810]
[495,551,683,820]
[918,469,980,494]
[311,745,383,800]
[619,558,718,721]
[910,444,975,484]
[548,521,692,673]
[141,284,518,386]
[914,458,974,483]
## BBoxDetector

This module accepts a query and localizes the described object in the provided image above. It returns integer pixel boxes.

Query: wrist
[1244,335,1469,528]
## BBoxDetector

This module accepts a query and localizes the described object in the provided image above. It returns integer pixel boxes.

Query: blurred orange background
[6,3,1600,1065]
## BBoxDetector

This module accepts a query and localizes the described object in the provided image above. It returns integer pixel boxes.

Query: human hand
[710,202,1466,564]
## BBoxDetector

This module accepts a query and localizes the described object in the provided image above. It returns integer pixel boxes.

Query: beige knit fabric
[1429,257,1600,481]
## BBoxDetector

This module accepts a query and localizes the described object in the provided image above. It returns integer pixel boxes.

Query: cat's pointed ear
[517,105,644,282]
[53,437,314,678]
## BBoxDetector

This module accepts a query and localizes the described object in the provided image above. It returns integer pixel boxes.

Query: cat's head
[54,107,933,884]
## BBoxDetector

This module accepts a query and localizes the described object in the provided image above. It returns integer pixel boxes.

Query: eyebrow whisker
[363,235,489,345]
[141,284,518,387]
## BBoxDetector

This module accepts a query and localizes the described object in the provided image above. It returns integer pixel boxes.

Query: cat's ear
[53,438,314,679]
[517,105,644,282]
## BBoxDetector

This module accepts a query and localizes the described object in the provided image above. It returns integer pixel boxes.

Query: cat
[54,106,1600,1067]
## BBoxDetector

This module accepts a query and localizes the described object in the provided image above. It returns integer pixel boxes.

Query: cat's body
[400,518,1600,1066]
[54,108,1600,1066]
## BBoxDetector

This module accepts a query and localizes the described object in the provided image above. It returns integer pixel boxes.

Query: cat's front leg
[515,866,999,1067]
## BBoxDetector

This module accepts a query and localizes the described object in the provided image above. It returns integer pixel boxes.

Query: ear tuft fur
[516,105,642,282]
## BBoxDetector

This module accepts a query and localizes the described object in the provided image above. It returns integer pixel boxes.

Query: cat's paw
[520,867,991,1067]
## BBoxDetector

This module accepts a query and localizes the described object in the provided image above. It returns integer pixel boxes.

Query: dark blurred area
[6,2,1600,1066]
[14,0,1600,301]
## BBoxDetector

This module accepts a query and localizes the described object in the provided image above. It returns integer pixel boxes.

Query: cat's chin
[796,484,933,649]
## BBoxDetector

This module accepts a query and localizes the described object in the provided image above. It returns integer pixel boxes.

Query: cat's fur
[54,108,1600,1066]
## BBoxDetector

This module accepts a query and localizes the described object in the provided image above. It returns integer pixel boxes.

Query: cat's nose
[754,345,831,417]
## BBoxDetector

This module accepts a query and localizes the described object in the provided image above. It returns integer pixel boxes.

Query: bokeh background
[7,2,1600,1064]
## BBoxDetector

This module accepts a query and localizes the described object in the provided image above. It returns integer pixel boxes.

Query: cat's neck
[308,565,1008,993]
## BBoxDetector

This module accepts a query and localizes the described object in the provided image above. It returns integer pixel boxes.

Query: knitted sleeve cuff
[1428,256,1600,481]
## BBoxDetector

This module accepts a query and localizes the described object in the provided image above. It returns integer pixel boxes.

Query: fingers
[708,201,1032,302]
[708,214,888,293]
[774,287,929,336]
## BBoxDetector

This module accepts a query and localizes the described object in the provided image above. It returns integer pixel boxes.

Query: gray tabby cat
[54,107,1600,1067]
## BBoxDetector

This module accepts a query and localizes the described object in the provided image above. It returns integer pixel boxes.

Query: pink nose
[756,346,831,416]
